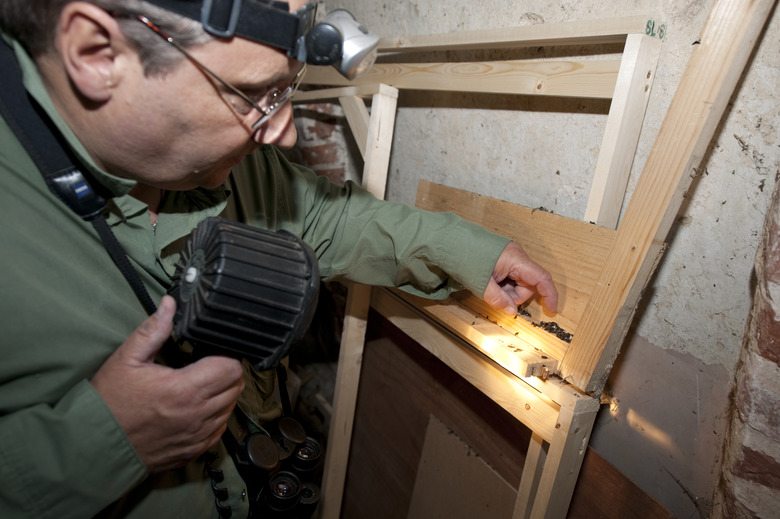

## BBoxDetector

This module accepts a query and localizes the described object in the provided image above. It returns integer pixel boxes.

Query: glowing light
[625,409,675,452]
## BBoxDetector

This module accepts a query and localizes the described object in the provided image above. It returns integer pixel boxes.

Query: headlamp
[142,0,379,79]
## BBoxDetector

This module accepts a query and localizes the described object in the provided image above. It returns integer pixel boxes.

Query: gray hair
[0,0,213,76]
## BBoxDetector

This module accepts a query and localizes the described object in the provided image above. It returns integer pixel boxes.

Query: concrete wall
[294,0,779,516]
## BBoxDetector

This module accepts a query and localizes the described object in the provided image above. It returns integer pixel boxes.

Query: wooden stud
[318,85,398,519]
[584,34,663,228]
[390,289,560,378]
[522,396,601,518]
[377,16,654,52]
[515,433,547,519]
[304,59,622,99]
[338,96,369,159]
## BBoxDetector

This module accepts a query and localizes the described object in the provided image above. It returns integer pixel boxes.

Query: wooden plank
[585,34,663,228]
[525,395,601,519]
[338,96,369,159]
[293,83,386,102]
[319,86,399,519]
[561,0,778,393]
[362,86,399,197]
[416,180,616,336]
[391,289,560,377]
[377,16,654,52]
[304,60,621,99]
[515,433,547,519]
[319,283,371,519]
[372,287,561,443]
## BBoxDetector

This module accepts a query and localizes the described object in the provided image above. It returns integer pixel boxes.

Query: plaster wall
[301,0,779,516]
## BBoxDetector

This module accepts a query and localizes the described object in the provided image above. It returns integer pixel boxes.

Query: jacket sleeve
[0,380,148,518]
[230,146,511,299]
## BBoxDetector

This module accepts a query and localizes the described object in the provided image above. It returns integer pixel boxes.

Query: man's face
[97,1,307,191]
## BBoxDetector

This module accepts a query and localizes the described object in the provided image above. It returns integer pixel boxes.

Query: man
[0,1,557,517]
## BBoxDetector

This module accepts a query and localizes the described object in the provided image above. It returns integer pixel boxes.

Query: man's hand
[483,241,558,315]
[91,296,245,473]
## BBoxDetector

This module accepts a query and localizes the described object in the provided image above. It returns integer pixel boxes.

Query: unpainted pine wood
[561,0,778,393]
[390,289,560,377]
[337,96,369,159]
[524,395,601,519]
[304,59,622,99]
[416,180,616,337]
[377,16,653,52]
[585,34,663,228]
[515,432,547,519]
[319,284,371,519]
[318,86,398,519]
[362,86,399,197]
[371,288,563,442]
[293,83,387,103]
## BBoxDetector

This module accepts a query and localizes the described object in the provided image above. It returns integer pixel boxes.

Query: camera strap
[0,40,158,316]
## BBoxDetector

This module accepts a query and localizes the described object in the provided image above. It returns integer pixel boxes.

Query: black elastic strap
[275,364,293,417]
[91,217,158,315]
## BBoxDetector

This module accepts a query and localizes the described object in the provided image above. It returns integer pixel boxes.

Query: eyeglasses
[136,15,306,141]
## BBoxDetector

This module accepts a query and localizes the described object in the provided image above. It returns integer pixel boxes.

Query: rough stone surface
[713,173,780,518]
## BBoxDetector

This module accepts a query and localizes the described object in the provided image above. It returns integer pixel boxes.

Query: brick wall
[714,173,780,518]
[292,103,353,186]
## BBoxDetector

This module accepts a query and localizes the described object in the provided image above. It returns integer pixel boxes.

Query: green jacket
[0,37,509,518]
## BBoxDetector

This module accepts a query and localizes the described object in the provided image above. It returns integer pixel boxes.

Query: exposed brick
[733,446,780,491]
[753,308,780,366]
[734,360,753,423]
[301,102,337,116]
[300,143,340,167]
[313,167,346,185]
[720,484,761,519]
[304,119,337,140]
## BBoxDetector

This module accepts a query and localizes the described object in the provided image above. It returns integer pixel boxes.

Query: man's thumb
[483,278,517,316]
[121,295,177,363]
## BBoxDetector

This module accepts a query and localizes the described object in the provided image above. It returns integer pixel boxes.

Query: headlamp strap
[145,0,315,55]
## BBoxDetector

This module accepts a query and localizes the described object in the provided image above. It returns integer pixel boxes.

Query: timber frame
[289,0,776,516]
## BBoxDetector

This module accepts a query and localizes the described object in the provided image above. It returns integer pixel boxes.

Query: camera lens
[265,471,301,512]
[292,437,322,474]
[273,481,293,496]
[299,482,320,505]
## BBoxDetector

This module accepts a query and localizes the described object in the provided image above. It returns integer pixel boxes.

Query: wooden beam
[318,85,398,519]
[521,395,601,518]
[293,83,387,102]
[337,96,369,159]
[362,86,399,196]
[584,34,663,228]
[561,0,778,393]
[391,289,560,378]
[304,60,621,99]
[415,180,616,337]
[376,16,654,52]
[319,284,371,519]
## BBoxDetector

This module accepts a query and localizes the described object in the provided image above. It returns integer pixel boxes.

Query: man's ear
[57,2,132,103]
